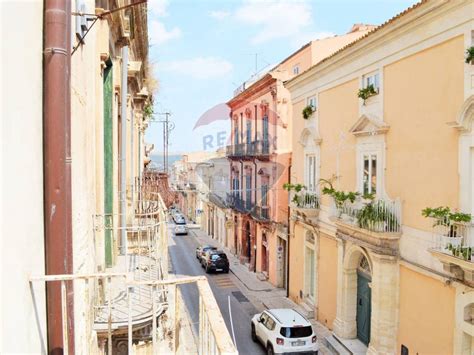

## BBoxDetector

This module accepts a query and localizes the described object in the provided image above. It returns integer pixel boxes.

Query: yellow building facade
[285,1,474,354]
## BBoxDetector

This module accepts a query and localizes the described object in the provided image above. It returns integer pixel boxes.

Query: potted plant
[320,179,359,219]
[357,84,378,105]
[466,46,474,64]
[283,183,306,207]
[422,206,471,247]
[302,105,314,119]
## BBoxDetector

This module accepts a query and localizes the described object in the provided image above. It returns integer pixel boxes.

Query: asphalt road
[168,223,265,355]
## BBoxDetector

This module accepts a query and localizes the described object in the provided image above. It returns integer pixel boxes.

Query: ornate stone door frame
[334,240,399,354]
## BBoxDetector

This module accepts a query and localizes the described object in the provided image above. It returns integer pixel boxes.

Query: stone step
[298,301,315,319]
[323,335,352,355]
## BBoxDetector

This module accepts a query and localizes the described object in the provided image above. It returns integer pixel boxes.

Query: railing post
[61,280,69,355]
[152,285,157,355]
[199,295,204,355]
[128,285,133,355]
[107,276,112,355]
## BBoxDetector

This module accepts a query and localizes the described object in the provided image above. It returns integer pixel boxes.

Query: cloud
[209,10,231,20]
[158,57,233,79]
[148,0,182,46]
[149,20,181,46]
[235,0,314,44]
[148,0,168,17]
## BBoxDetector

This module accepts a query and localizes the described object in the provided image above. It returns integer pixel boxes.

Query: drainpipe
[286,162,292,297]
[120,45,128,255]
[131,106,134,208]
[43,0,74,351]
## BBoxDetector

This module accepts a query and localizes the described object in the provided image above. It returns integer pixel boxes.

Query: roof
[285,0,429,86]
[266,309,310,326]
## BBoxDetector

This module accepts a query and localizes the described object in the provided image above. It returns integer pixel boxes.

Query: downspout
[253,159,258,273]
[43,0,74,351]
[120,45,128,255]
[286,162,292,297]
[131,105,134,208]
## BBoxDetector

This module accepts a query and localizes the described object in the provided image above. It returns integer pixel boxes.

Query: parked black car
[201,250,229,274]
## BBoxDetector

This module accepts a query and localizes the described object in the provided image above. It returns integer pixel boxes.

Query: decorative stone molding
[335,220,401,256]
[429,249,474,286]
[291,206,319,226]
[447,95,474,132]
[299,127,322,147]
[349,114,389,137]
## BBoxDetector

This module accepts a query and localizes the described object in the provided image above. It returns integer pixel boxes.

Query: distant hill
[150,153,182,170]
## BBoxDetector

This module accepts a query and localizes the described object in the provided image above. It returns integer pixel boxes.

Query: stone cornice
[335,220,401,256]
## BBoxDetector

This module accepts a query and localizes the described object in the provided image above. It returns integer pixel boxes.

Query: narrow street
[168,222,265,355]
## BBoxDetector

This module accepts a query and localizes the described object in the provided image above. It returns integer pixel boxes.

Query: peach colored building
[226,26,374,288]
[285,0,474,353]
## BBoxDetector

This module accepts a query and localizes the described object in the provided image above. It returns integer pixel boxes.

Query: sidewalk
[190,227,332,355]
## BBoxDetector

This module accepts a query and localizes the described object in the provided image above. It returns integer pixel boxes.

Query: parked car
[201,250,229,274]
[195,245,217,261]
[174,225,188,235]
[251,309,318,355]
[173,214,186,224]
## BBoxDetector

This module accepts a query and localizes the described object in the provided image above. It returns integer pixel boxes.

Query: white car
[174,225,188,235]
[251,309,318,355]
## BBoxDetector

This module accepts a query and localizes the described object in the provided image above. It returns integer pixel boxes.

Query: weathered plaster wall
[1,1,47,353]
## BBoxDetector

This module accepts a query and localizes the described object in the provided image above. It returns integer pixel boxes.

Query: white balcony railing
[429,218,474,261]
[291,190,320,209]
[331,197,401,233]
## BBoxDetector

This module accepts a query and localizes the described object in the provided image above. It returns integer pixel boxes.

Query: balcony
[252,205,271,222]
[427,216,474,285]
[225,143,246,159]
[248,140,271,160]
[330,197,402,255]
[291,191,320,220]
[29,187,237,354]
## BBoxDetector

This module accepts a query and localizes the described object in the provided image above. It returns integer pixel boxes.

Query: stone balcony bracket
[290,206,319,225]
[335,220,401,257]
[429,249,474,286]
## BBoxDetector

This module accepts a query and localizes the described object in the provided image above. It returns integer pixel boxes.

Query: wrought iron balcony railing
[252,205,270,221]
[225,143,246,158]
[248,140,270,157]
[330,197,401,233]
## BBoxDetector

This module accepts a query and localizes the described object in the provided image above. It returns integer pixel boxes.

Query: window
[246,120,252,143]
[364,72,380,91]
[261,184,268,207]
[265,317,276,330]
[293,65,300,75]
[362,153,377,195]
[246,174,252,209]
[280,326,313,338]
[307,96,317,110]
[305,154,317,191]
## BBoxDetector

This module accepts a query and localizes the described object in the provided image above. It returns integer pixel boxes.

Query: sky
[145,0,417,155]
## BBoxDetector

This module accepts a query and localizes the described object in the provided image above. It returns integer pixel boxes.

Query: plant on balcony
[357,84,378,104]
[302,105,314,119]
[421,206,472,245]
[320,179,359,216]
[446,244,473,261]
[422,206,471,223]
[357,198,398,233]
[283,183,306,207]
[143,102,154,119]
[466,46,474,64]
